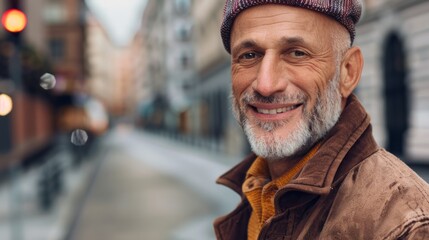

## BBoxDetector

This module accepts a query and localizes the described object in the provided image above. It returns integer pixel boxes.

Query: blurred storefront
[0,0,89,171]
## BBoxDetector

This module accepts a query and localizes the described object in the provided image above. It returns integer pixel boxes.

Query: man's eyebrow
[279,36,306,46]
[231,40,258,55]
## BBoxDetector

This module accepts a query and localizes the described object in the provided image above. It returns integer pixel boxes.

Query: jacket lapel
[214,154,255,239]
[283,95,374,195]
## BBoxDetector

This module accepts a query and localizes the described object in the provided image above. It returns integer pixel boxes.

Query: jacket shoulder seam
[383,215,429,240]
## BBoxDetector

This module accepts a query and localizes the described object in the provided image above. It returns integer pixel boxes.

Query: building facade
[0,0,89,169]
[140,0,195,133]
[44,0,86,94]
[85,13,118,112]
[356,0,429,162]
[188,0,248,157]
[1,0,55,168]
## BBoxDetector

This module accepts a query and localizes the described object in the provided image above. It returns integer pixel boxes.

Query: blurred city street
[0,124,242,240]
[1,123,429,240]
[66,124,241,240]
[1,0,429,239]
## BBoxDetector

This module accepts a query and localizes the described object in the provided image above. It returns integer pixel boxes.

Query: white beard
[232,69,343,161]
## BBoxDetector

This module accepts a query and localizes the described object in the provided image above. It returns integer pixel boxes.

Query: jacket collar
[216,94,378,197]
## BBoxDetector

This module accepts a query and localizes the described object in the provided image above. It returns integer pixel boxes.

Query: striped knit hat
[221,0,362,53]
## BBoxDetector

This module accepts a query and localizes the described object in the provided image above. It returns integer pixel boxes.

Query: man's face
[230,4,344,160]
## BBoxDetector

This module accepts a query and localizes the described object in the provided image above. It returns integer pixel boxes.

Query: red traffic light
[1,9,27,33]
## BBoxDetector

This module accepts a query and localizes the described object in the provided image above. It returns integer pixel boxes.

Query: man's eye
[239,52,258,60]
[290,50,307,58]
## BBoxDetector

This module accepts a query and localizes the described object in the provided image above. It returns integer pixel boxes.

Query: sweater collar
[216,94,376,196]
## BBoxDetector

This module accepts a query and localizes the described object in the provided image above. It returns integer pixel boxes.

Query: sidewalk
[0,138,100,240]
[112,126,243,212]
[67,125,242,240]
[0,126,242,240]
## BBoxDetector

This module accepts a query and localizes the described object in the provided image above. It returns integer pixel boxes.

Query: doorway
[382,32,409,157]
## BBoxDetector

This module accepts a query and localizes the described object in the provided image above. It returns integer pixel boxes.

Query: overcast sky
[85,0,147,46]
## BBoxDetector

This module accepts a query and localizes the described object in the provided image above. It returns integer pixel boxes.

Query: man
[214,0,429,239]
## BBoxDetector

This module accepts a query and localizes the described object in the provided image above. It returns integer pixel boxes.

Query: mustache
[241,91,308,105]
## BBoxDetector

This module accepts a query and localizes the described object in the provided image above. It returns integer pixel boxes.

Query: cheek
[288,71,327,110]
[231,72,253,100]
[231,78,242,101]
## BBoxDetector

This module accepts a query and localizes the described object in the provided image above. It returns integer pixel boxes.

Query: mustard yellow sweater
[243,145,321,240]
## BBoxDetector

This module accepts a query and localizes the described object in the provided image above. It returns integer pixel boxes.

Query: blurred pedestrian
[214,0,429,239]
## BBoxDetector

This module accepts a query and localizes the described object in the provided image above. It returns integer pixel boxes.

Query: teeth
[257,105,298,114]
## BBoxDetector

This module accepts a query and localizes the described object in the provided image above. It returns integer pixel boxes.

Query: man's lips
[248,103,303,115]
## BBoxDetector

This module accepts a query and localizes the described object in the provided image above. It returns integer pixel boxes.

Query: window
[175,24,191,41]
[43,1,67,23]
[49,39,65,60]
[175,0,191,14]
[180,53,190,69]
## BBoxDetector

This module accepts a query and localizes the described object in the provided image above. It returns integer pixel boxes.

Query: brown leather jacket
[214,95,429,239]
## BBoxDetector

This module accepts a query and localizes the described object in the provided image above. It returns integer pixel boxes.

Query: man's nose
[253,55,287,97]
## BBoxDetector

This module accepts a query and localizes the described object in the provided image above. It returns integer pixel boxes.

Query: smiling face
[230,4,351,160]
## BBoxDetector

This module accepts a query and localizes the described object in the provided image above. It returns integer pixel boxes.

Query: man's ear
[339,47,364,98]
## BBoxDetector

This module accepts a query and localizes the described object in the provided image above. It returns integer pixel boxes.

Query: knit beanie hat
[220,0,362,53]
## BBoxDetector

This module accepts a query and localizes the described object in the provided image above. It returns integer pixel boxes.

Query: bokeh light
[1,9,27,33]
[0,94,13,116]
[40,73,57,90]
[71,129,88,146]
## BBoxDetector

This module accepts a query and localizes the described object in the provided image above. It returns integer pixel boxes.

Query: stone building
[356,0,429,162]
[188,0,248,157]
[141,0,195,132]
